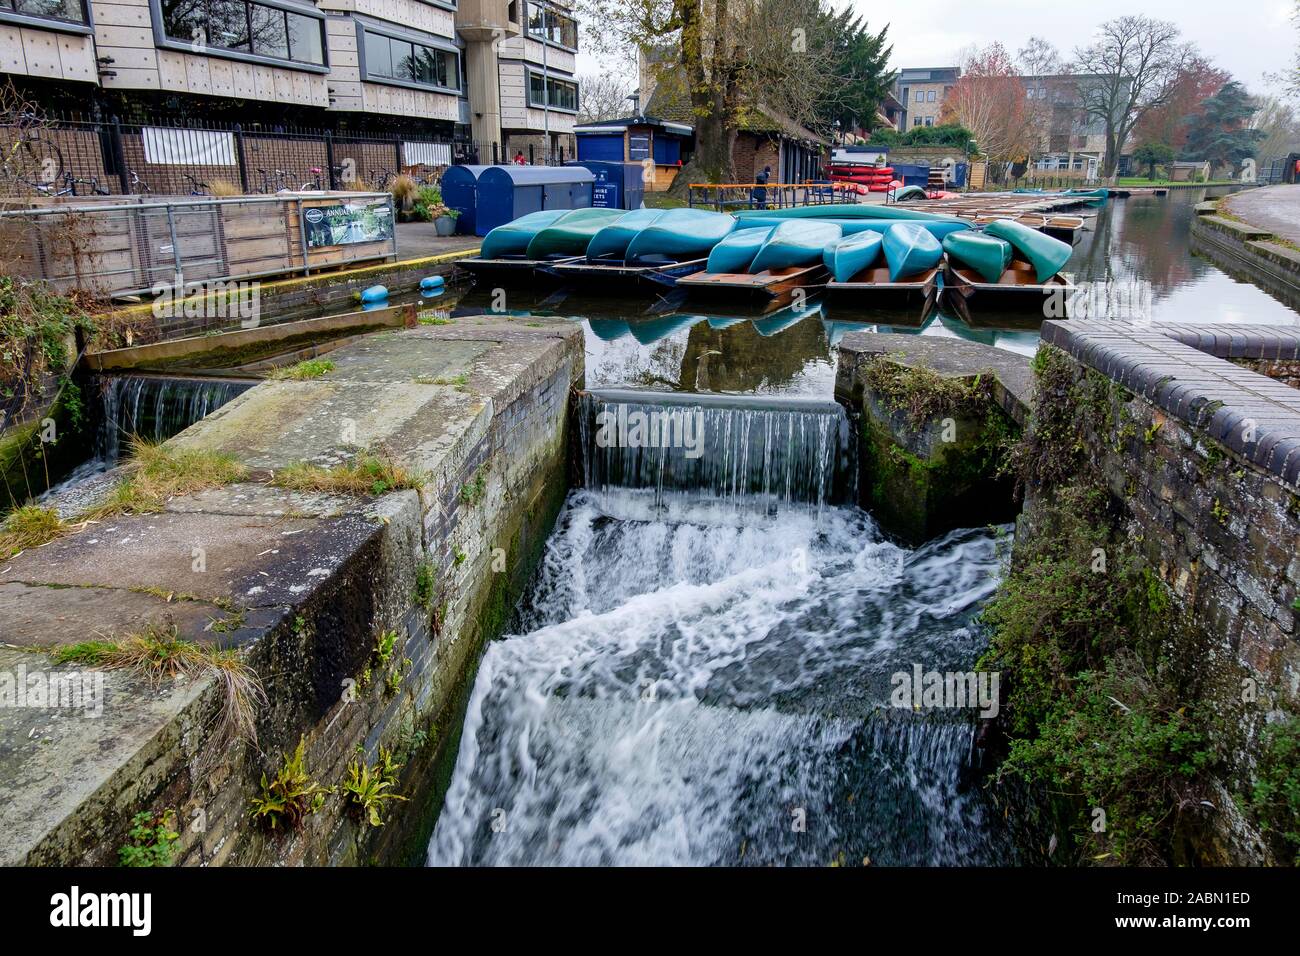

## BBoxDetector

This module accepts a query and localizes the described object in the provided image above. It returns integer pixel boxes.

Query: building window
[527,3,577,49]
[1,0,88,26]
[362,28,459,91]
[924,117,933,127]
[913,116,921,127]
[629,134,649,161]
[926,90,936,102]
[914,90,924,103]
[159,0,326,65]
[527,71,579,112]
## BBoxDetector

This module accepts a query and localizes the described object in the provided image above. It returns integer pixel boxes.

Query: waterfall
[577,389,855,512]
[428,486,1011,866]
[96,375,253,464]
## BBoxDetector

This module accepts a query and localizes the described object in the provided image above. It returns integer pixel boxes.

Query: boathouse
[574,116,695,192]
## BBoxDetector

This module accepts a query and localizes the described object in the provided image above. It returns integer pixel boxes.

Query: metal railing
[687,182,862,211]
[0,115,497,198]
[0,192,397,303]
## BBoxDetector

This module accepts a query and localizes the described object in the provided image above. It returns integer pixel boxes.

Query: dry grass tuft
[53,623,267,749]
[271,453,422,496]
[0,504,65,558]
[91,439,247,517]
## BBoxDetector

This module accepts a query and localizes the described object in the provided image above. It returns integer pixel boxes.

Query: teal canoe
[887,185,928,203]
[479,209,570,259]
[625,208,738,263]
[706,226,775,274]
[984,218,1072,282]
[739,215,970,241]
[883,221,943,281]
[585,208,667,260]
[823,231,883,283]
[525,208,629,259]
[943,231,1013,283]
[749,220,843,273]
[736,202,953,222]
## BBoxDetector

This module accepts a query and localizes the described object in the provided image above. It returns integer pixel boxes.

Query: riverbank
[1190,185,1300,310]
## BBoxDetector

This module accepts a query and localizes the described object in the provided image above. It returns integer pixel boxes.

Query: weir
[576,388,855,511]
[95,374,254,464]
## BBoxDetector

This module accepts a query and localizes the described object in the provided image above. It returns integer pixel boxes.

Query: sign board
[592,182,620,208]
[303,201,394,248]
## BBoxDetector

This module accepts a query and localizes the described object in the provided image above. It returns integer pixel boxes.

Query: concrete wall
[0,318,584,866]
[0,23,96,83]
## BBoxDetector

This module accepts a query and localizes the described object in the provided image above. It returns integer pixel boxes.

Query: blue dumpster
[439,165,493,236]
[441,165,492,235]
[569,161,645,210]
[473,166,596,236]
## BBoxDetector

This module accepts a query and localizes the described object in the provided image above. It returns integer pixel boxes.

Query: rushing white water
[428,489,1011,866]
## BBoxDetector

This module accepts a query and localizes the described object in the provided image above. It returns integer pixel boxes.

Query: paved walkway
[1226,185,1300,244]
[394,221,480,259]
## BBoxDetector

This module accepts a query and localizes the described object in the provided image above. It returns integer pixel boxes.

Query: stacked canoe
[457,201,1075,316]
[826,163,896,192]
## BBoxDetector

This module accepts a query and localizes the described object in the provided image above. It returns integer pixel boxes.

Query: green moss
[1252,719,1300,864]
[983,350,1252,865]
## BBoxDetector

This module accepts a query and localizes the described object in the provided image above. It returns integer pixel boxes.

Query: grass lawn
[1114,178,1237,187]
[644,193,690,209]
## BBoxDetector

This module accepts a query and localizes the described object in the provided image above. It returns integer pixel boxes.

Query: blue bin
[474,166,596,236]
[568,161,645,210]
[440,165,493,236]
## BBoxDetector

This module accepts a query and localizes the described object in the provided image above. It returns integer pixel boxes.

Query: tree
[1251,96,1300,159]
[1017,36,1062,77]
[578,0,863,183]
[814,8,894,136]
[941,43,1037,181]
[1071,16,1195,178]
[1132,56,1229,152]
[1183,81,1265,174]
[1132,142,1174,179]
[577,73,635,123]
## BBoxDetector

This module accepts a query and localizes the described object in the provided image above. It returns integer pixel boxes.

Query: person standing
[751,165,772,209]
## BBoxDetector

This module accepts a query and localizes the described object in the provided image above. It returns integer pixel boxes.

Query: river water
[426,188,1300,866]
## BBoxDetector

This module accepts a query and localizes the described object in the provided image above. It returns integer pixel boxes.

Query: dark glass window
[160,0,325,65]
[527,4,576,48]
[528,73,578,112]
[8,0,87,23]
[363,30,459,91]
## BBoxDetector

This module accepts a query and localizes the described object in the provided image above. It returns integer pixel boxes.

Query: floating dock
[824,265,940,319]
[548,257,707,291]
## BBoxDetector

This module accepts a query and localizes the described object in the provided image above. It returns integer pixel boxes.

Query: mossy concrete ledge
[834,332,1029,543]
[0,316,582,866]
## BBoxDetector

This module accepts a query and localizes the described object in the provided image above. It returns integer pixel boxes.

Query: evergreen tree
[1183,82,1265,172]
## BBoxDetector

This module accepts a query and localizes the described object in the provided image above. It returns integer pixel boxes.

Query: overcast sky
[576,1,1298,97]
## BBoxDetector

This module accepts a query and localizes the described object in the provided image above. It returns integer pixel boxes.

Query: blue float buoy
[360,284,388,304]
[420,275,445,291]
[421,288,444,299]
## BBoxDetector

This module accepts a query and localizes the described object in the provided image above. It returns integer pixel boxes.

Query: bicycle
[0,111,65,192]
[123,168,152,195]
[182,173,210,196]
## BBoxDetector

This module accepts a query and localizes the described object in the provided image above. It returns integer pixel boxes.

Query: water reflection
[450,187,1299,396]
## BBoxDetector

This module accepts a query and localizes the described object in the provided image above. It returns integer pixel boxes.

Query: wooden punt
[941,260,1075,323]
[675,262,828,305]
[823,264,939,318]
[548,256,708,291]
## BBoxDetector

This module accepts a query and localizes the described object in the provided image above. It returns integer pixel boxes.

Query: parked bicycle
[183,173,210,196]
[0,111,64,192]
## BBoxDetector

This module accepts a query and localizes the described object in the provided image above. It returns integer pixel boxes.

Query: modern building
[893,67,960,130]
[1020,74,1128,178]
[455,0,577,162]
[0,0,579,157]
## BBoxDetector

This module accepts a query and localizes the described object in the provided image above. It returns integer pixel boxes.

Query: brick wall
[1039,320,1300,695]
